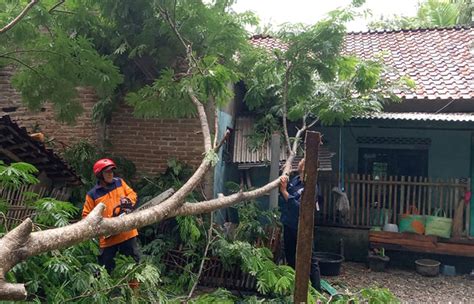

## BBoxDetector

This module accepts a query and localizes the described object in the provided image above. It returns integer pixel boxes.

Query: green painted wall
[319,125,471,179]
[213,110,238,224]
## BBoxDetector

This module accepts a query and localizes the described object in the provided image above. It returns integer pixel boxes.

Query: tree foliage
[0,0,409,302]
[0,0,257,123]
[239,6,413,149]
[0,0,123,123]
[368,0,472,30]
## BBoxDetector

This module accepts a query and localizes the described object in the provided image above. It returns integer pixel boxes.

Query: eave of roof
[0,115,81,186]
[232,117,334,171]
[358,112,474,122]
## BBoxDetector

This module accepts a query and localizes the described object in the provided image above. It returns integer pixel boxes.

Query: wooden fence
[0,185,71,229]
[318,174,470,235]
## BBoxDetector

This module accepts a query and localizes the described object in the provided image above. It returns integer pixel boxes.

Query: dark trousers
[98,237,141,274]
[283,225,321,291]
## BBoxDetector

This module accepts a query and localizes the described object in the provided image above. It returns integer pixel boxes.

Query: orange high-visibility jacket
[82,177,138,248]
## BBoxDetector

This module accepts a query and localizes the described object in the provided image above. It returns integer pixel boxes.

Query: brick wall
[0,66,205,176]
[107,105,204,176]
[0,66,100,149]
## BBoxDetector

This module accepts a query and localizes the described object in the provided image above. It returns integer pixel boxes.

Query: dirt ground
[325,262,474,303]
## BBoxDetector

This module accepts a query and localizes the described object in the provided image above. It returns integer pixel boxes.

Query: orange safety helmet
[93,158,116,176]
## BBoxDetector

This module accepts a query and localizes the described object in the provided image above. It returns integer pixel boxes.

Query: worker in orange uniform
[82,158,140,274]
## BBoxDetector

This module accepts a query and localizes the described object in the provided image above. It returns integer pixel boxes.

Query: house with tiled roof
[224,26,474,263]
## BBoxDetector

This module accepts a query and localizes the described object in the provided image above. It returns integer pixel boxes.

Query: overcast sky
[231,0,420,32]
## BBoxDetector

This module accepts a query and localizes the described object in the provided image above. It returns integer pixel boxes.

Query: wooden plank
[422,177,428,215]
[439,178,444,213]
[377,177,382,225]
[412,176,418,212]
[369,231,437,243]
[428,177,433,215]
[388,176,393,223]
[393,176,398,224]
[370,240,474,258]
[400,176,405,216]
[449,179,455,218]
[406,176,412,213]
[362,175,366,226]
[370,175,375,226]
[454,179,460,220]
[369,231,474,257]
[350,174,355,225]
[417,176,422,214]
[294,131,320,304]
[355,174,360,225]
[382,176,388,223]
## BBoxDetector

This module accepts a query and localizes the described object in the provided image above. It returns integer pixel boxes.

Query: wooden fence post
[294,131,320,303]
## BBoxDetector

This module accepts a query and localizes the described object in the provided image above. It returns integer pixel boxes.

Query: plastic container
[415,259,440,277]
[441,265,456,276]
[314,252,344,276]
[383,223,399,232]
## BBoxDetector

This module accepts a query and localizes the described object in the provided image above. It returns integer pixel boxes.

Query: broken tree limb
[294,131,320,304]
[269,132,281,210]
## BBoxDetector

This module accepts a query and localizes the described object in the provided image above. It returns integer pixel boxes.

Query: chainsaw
[103,188,175,239]
[112,197,135,217]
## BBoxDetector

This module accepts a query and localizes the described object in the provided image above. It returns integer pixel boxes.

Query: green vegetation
[369,0,472,30]
[0,160,399,302]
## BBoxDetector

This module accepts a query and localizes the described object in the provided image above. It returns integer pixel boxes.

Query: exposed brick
[0,67,204,177]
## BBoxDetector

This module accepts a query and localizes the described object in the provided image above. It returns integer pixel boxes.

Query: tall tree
[368,0,472,30]
[0,0,410,300]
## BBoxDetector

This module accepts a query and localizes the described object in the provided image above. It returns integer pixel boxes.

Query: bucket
[415,259,440,277]
[314,252,344,276]
[368,254,390,272]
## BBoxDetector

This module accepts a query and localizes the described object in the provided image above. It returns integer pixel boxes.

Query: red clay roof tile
[250,27,474,100]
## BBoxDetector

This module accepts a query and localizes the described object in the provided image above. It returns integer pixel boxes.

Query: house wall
[106,105,204,176]
[0,67,206,176]
[0,67,100,148]
[319,124,472,179]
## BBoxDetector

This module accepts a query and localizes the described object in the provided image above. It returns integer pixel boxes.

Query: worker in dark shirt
[279,158,321,291]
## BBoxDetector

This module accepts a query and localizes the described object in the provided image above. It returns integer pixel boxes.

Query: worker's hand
[279,175,289,192]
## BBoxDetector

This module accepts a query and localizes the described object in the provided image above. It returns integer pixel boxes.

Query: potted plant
[368,248,390,272]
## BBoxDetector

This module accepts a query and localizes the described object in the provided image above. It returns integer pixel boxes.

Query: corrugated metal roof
[232,117,334,171]
[359,112,474,122]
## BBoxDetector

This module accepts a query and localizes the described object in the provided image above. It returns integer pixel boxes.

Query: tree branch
[213,107,219,149]
[0,55,39,74]
[307,118,319,129]
[48,0,65,13]
[158,7,204,75]
[188,88,212,152]
[0,0,40,35]
[186,209,214,300]
[170,154,295,217]
[282,62,293,154]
